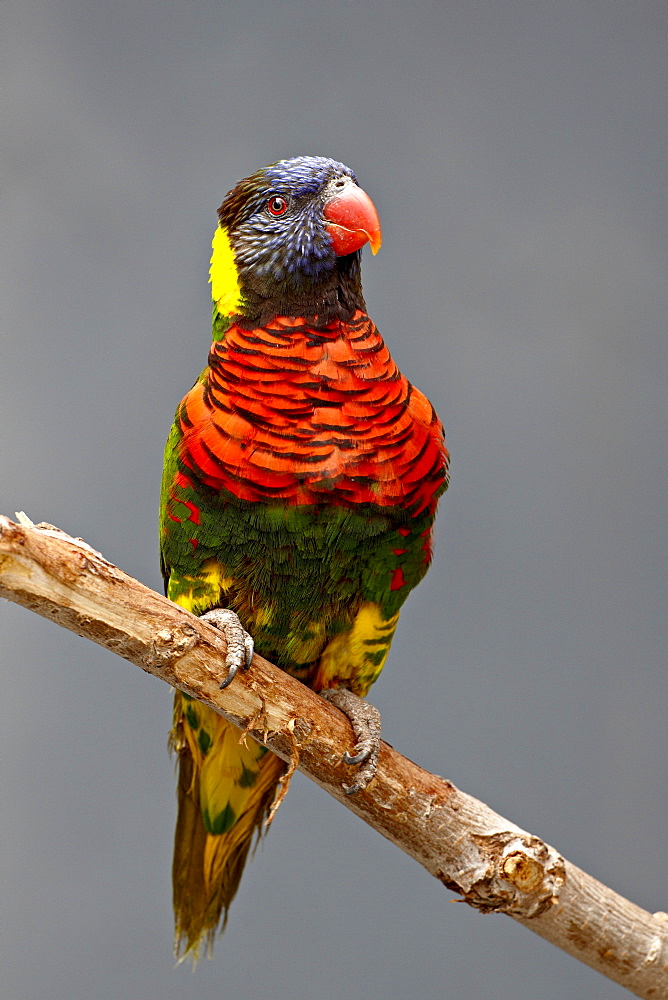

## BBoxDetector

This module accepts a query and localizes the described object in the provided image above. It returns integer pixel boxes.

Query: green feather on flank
[160,464,440,678]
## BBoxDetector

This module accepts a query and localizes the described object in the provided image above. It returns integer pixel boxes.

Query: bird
[159,155,449,961]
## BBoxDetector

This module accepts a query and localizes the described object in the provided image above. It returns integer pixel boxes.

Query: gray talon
[199,608,254,688]
[218,664,238,690]
[321,688,382,794]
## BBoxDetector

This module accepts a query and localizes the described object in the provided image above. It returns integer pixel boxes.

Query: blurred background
[2,2,665,998]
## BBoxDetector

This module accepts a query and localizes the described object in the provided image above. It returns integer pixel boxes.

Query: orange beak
[323,184,382,257]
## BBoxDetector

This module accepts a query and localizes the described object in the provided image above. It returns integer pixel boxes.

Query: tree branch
[0,514,665,998]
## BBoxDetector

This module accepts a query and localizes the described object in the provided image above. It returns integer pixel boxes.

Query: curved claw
[341,777,366,796]
[199,608,254,689]
[218,662,239,690]
[343,746,372,766]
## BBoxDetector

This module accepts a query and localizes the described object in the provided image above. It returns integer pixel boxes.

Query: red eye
[267,195,288,216]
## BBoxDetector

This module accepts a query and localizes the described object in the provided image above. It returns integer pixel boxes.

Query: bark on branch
[0,514,665,998]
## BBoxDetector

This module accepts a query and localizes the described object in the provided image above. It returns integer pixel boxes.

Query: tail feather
[170,696,286,962]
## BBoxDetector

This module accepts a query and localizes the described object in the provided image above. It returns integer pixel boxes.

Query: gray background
[2,2,665,998]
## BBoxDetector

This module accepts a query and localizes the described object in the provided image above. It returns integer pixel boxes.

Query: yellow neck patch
[209,226,243,317]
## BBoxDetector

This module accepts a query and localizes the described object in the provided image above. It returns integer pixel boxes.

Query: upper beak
[323,183,382,257]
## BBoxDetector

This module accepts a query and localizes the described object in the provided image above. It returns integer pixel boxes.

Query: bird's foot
[320,688,381,795]
[199,609,254,689]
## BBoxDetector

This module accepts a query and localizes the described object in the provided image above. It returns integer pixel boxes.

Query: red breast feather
[177,311,447,515]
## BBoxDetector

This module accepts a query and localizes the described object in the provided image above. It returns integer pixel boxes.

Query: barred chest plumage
[176,310,447,514]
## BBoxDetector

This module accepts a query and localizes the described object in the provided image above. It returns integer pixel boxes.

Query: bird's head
[210,156,381,329]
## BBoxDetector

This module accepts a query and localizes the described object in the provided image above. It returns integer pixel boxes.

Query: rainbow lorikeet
[160,156,449,961]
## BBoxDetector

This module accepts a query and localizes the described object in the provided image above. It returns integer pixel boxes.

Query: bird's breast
[177,311,447,513]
